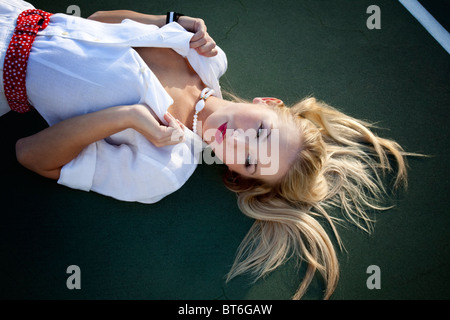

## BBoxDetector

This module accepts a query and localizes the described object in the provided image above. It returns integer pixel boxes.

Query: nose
[226,129,258,161]
[226,129,246,146]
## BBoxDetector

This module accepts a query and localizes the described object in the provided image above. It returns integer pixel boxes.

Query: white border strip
[398,0,450,54]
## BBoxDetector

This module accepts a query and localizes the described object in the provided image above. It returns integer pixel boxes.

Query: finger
[170,127,186,144]
[190,29,206,44]
[199,47,218,57]
[164,112,181,129]
[176,119,186,129]
[190,36,208,49]
[190,19,206,42]
[162,113,185,144]
[151,126,185,147]
[152,133,185,147]
[196,42,218,57]
[163,126,185,144]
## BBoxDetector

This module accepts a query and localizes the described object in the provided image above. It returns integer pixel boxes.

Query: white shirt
[10,11,227,203]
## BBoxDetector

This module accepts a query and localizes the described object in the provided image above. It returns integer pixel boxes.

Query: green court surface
[1,0,449,300]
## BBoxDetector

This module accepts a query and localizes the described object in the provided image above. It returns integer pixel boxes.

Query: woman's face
[202,98,302,183]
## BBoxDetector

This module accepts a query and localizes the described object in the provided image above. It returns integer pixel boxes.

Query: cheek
[211,140,232,164]
[210,139,247,170]
[224,161,248,178]
[225,162,241,174]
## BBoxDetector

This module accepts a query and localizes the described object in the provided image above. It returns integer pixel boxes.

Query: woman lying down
[1,0,414,299]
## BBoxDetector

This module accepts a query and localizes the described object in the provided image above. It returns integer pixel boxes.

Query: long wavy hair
[223,96,410,299]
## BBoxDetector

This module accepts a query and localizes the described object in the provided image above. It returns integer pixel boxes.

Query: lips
[215,122,227,144]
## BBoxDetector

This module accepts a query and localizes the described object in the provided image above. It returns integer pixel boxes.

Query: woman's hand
[129,104,185,147]
[177,16,218,57]
[15,104,185,180]
[87,11,218,58]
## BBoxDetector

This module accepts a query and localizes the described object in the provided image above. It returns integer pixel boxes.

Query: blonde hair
[223,96,410,299]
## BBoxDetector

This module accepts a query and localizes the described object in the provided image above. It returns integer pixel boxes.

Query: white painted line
[398,0,450,54]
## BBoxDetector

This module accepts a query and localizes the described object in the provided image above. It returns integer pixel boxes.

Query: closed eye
[257,123,272,140]
[245,155,257,174]
[256,123,264,138]
[245,155,252,167]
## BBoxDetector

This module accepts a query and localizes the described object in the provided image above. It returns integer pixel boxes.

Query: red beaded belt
[3,9,53,113]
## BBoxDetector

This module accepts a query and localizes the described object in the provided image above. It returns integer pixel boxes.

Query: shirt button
[61,32,69,36]
[139,67,146,73]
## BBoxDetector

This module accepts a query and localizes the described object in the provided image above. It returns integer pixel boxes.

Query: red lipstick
[215,122,227,144]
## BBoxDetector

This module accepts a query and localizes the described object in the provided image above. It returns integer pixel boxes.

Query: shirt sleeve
[57,138,184,204]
